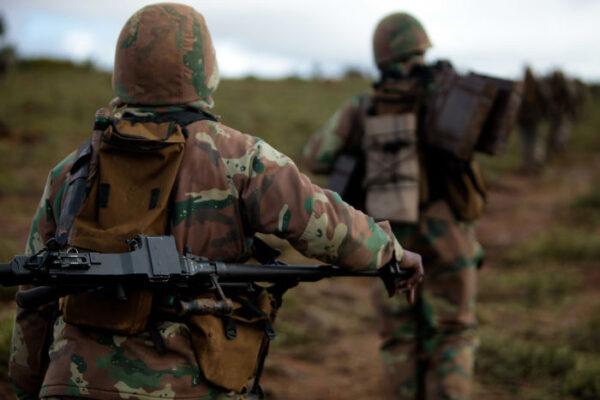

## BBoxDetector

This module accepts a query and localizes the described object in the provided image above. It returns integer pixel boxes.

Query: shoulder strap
[122,109,217,137]
[53,109,110,249]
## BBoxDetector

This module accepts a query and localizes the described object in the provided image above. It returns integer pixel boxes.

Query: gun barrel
[211,263,383,282]
[0,262,15,286]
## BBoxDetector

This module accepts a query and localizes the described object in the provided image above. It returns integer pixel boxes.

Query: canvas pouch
[62,118,186,334]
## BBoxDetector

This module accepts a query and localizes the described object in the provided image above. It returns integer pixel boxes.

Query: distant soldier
[570,78,590,122]
[303,12,524,400]
[0,14,16,76]
[517,66,549,172]
[545,70,570,156]
[8,4,424,399]
[545,70,580,157]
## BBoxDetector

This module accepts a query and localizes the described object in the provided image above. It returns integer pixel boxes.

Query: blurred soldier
[0,14,15,76]
[304,12,488,400]
[545,70,579,157]
[516,66,549,172]
[571,78,589,122]
[8,4,424,399]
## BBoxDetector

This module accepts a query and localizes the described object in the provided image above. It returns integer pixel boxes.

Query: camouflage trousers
[547,117,571,157]
[374,202,482,400]
[519,123,544,172]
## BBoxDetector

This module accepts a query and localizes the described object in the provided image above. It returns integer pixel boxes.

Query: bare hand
[396,250,424,304]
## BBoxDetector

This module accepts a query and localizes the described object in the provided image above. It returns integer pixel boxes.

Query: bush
[564,358,600,399]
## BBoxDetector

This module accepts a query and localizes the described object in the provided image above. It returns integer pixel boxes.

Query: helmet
[112,3,220,107]
[373,12,432,68]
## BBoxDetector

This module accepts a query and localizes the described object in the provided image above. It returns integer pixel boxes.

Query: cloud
[62,30,95,61]
[1,0,599,80]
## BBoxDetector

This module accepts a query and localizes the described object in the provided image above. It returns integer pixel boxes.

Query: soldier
[8,4,424,400]
[0,14,15,77]
[516,66,549,173]
[304,12,487,400]
[545,70,578,157]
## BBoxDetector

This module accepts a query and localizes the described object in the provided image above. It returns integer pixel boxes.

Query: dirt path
[0,157,596,399]
[262,155,600,399]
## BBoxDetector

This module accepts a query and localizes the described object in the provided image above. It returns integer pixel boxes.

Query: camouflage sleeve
[9,154,74,398]
[302,95,365,174]
[242,139,402,270]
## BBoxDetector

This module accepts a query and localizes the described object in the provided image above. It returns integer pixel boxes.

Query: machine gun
[0,235,412,312]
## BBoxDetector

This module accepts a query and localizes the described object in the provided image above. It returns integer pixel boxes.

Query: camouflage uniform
[9,4,410,399]
[303,13,483,400]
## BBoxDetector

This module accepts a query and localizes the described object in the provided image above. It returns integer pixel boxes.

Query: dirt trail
[0,158,596,399]
[263,156,600,399]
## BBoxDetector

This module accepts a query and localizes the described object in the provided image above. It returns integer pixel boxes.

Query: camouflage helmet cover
[373,12,432,68]
[112,3,220,107]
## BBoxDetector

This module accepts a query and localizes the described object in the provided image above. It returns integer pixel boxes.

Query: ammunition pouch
[363,112,419,223]
[61,289,153,335]
[425,70,522,160]
[443,159,487,222]
[189,290,275,393]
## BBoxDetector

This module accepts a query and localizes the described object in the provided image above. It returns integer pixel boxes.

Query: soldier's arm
[9,155,74,399]
[242,139,402,271]
[302,96,364,174]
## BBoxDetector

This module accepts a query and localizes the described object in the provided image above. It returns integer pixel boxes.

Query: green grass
[477,322,600,399]
[504,227,600,266]
[564,358,600,400]
[214,77,368,160]
[478,264,581,307]
[568,306,600,354]
[1,61,600,399]
[569,183,600,226]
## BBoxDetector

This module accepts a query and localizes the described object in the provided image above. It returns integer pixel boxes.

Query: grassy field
[0,62,600,399]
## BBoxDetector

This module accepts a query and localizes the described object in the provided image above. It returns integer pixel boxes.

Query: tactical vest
[362,66,491,223]
[362,79,423,224]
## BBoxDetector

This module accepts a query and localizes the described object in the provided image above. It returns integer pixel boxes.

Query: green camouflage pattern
[112,3,219,108]
[373,12,431,69]
[304,74,483,399]
[10,104,405,398]
[375,201,482,400]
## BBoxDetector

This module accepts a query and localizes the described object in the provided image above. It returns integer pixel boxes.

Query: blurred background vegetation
[0,59,599,399]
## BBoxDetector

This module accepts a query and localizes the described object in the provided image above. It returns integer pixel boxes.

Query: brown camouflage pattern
[10,103,405,398]
[373,13,432,69]
[112,3,219,108]
[303,70,483,399]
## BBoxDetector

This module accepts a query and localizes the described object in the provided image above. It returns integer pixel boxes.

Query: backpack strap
[52,109,110,249]
[122,109,217,137]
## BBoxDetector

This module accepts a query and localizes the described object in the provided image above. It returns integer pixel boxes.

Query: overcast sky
[1,0,599,80]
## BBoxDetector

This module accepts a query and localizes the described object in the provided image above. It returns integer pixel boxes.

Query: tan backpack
[61,110,187,335]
